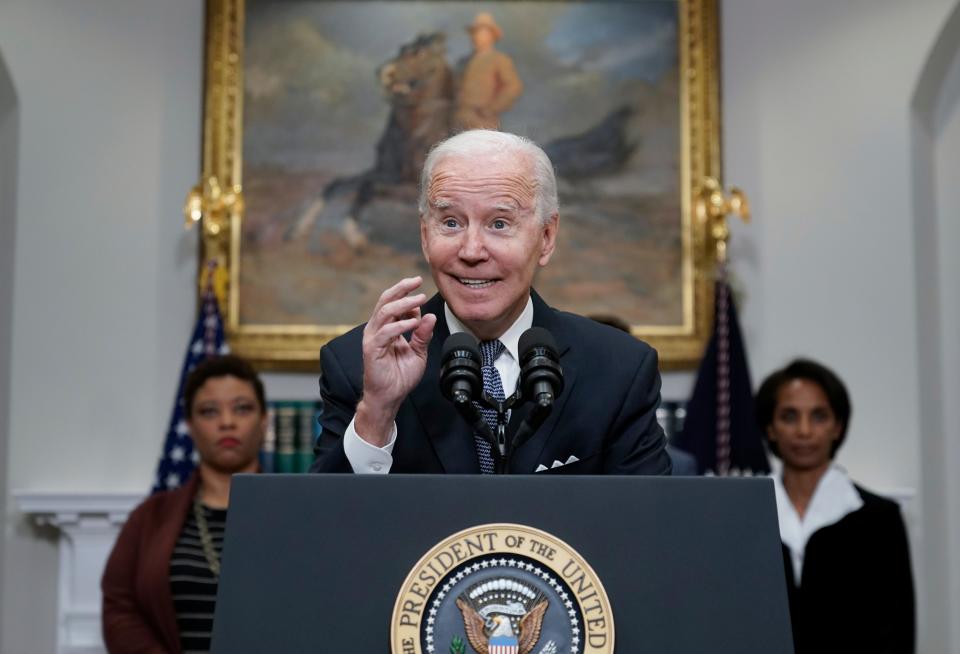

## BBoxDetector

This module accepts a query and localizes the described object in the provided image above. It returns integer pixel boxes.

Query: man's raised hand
[354,276,437,445]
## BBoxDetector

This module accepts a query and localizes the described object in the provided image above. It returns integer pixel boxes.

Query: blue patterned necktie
[474,339,506,474]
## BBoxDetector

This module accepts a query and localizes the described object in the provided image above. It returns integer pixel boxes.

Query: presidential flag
[673,278,770,476]
[151,287,228,493]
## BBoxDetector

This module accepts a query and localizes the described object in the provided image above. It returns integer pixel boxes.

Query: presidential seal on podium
[391,524,614,654]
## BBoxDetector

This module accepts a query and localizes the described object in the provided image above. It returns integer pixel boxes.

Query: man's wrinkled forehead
[430,197,522,213]
[426,152,537,209]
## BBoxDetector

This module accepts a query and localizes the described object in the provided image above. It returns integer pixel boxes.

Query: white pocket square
[535,455,580,472]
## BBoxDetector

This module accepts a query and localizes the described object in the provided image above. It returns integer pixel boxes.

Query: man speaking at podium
[311,130,671,476]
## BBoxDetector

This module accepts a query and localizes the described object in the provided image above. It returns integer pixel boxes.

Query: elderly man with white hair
[311,130,671,475]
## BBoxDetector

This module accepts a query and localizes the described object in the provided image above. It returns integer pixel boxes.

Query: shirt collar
[444,296,534,364]
[773,464,863,585]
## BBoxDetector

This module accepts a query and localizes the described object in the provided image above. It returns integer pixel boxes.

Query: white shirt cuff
[343,417,396,474]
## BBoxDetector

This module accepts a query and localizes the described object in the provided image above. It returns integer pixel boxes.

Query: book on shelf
[260,400,322,474]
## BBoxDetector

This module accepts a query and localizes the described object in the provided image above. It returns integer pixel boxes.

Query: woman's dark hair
[755,358,851,458]
[183,355,266,417]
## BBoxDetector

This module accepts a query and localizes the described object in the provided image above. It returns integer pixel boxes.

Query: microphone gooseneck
[439,328,565,474]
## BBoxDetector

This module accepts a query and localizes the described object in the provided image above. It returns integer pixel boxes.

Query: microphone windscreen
[519,327,558,360]
[441,331,481,361]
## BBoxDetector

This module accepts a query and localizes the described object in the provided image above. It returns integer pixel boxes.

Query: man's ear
[538,212,559,267]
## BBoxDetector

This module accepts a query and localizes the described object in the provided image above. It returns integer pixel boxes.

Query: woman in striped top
[101,355,267,653]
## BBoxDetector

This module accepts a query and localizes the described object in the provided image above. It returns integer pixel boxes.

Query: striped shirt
[170,504,227,653]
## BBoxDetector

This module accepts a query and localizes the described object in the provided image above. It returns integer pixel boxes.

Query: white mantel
[14,492,144,654]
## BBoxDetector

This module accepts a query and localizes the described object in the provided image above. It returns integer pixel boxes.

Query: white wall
[0,1,203,650]
[725,0,944,489]
[722,1,959,651]
[1,0,959,651]
[0,46,19,639]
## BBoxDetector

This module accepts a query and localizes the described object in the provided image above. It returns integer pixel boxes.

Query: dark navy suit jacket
[311,291,671,475]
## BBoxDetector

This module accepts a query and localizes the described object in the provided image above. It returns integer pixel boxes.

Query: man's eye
[492,219,507,230]
[443,218,459,228]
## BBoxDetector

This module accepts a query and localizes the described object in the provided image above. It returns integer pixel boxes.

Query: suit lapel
[408,294,480,473]
[507,290,578,473]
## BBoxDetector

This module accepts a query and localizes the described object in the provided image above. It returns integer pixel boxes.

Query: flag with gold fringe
[673,276,770,476]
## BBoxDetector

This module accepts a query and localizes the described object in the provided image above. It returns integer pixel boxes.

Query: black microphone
[439,332,483,406]
[440,332,502,465]
[519,327,564,408]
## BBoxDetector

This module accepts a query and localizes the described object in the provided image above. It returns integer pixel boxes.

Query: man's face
[470,26,496,51]
[420,151,558,340]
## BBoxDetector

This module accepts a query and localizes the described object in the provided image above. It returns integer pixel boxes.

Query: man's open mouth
[458,278,496,289]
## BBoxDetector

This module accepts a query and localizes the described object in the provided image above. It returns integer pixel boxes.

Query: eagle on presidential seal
[455,577,549,654]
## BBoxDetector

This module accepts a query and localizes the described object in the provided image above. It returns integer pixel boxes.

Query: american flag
[151,286,228,493]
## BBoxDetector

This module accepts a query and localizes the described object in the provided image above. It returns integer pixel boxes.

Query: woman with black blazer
[756,359,914,654]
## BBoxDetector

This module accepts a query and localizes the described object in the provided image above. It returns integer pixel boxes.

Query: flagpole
[151,252,231,492]
[696,178,752,476]
[201,260,222,357]
[715,264,732,474]
[184,175,242,313]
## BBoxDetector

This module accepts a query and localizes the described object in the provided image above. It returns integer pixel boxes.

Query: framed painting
[192,0,722,370]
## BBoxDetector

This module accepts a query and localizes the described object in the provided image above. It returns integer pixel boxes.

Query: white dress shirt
[342,296,534,474]
[773,464,864,585]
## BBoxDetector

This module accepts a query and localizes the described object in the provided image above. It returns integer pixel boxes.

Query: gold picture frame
[190,0,722,371]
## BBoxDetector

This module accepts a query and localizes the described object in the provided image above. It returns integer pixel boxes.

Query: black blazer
[782,485,915,654]
[311,291,671,475]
